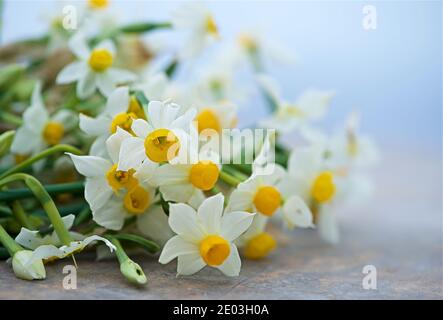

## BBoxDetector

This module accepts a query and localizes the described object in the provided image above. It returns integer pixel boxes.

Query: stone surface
[0,148,441,299]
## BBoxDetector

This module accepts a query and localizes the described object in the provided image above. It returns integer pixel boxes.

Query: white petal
[197,193,224,234]
[147,101,163,128]
[92,197,125,230]
[221,211,255,242]
[153,164,190,186]
[15,229,42,250]
[79,113,109,136]
[56,62,87,84]
[161,103,180,128]
[106,127,132,163]
[226,189,253,212]
[177,253,206,276]
[104,86,130,116]
[282,195,314,229]
[134,160,158,186]
[317,208,340,244]
[117,137,146,171]
[158,235,198,264]
[136,206,174,247]
[94,39,116,56]
[170,107,197,131]
[217,244,241,277]
[10,127,41,155]
[67,153,111,177]
[68,32,90,60]
[107,68,136,84]
[169,203,205,242]
[96,73,116,97]
[77,71,97,99]
[89,135,108,157]
[131,119,152,138]
[160,184,195,203]
[85,177,114,211]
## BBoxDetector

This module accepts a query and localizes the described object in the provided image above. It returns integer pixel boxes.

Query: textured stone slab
[0,148,441,299]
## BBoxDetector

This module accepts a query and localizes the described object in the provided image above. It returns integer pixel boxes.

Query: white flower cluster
[0,1,378,281]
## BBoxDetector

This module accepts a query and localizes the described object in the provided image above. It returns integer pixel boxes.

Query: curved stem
[0,224,23,256]
[0,173,73,245]
[0,144,83,179]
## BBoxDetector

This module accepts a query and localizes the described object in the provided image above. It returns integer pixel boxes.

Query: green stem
[10,200,31,229]
[0,181,84,202]
[74,206,91,226]
[0,111,23,126]
[0,144,83,179]
[222,165,249,181]
[219,170,243,187]
[0,173,73,245]
[0,223,23,256]
[109,237,129,264]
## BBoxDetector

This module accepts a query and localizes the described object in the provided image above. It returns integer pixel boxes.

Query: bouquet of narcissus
[0,1,378,284]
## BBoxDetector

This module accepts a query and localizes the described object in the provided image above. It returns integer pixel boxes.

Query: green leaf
[0,130,14,159]
[112,233,160,254]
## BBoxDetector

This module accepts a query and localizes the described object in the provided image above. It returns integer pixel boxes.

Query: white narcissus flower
[257,75,335,134]
[172,2,219,59]
[159,193,254,277]
[56,32,136,99]
[68,128,158,230]
[152,148,220,208]
[15,215,84,249]
[10,82,77,160]
[287,145,345,244]
[228,134,313,230]
[79,86,146,156]
[117,100,197,170]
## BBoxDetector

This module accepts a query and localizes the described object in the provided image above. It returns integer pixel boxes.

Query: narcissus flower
[117,100,196,169]
[258,75,334,134]
[79,86,146,156]
[11,82,77,161]
[172,2,219,59]
[68,128,158,230]
[56,32,136,99]
[287,145,344,244]
[152,149,220,208]
[159,193,254,276]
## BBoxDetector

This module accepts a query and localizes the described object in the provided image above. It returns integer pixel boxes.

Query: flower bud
[12,250,46,281]
[120,259,147,285]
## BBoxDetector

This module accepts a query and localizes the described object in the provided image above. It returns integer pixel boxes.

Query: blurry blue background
[1,0,441,153]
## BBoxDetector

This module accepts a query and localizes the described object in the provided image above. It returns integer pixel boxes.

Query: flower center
[127,96,146,120]
[205,15,218,36]
[244,232,276,260]
[110,112,136,134]
[88,0,109,9]
[42,121,64,145]
[123,185,150,214]
[199,235,230,266]
[144,128,180,163]
[88,48,113,72]
[106,164,138,192]
[196,108,221,133]
[253,185,281,216]
[311,171,336,203]
[189,161,219,191]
